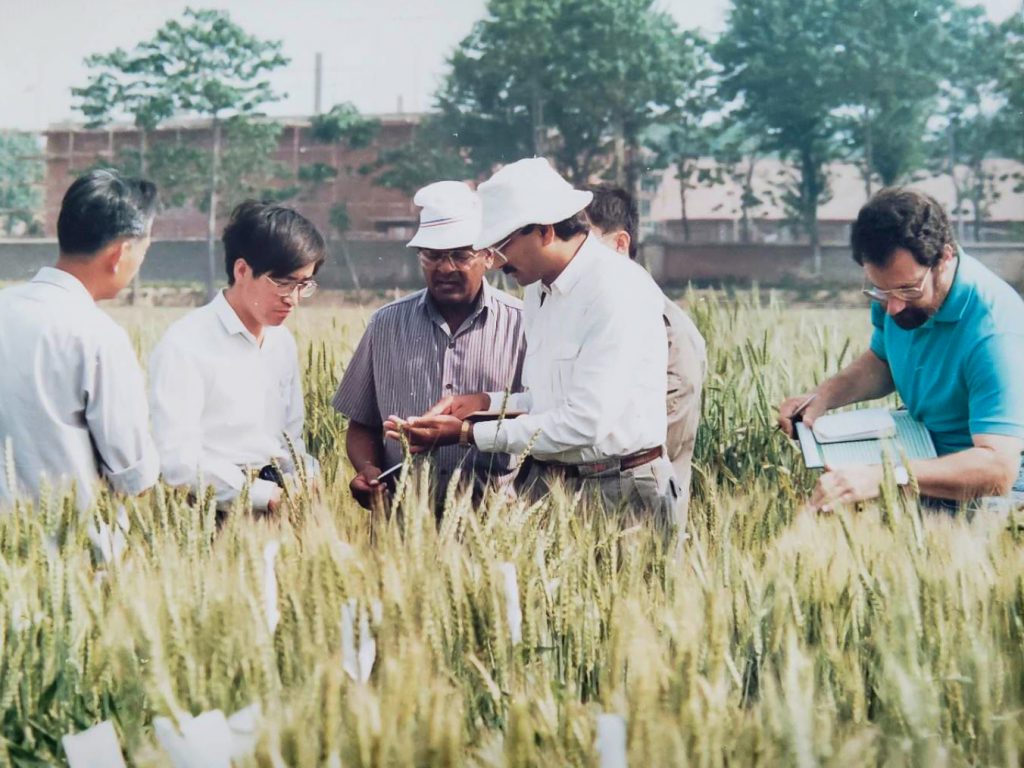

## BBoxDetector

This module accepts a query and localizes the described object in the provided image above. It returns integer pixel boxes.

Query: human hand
[777,392,828,438]
[267,486,284,515]
[425,392,490,419]
[383,414,463,453]
[350,465,389,510]
[809,464,883,513]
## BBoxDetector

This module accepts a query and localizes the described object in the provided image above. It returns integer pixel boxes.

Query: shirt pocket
[549,340,581,402]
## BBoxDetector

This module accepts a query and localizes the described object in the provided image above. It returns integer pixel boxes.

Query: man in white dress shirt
[149,201,326,514]
[585,184,706,530]
[0,169,160,511]
[386,158,677,522]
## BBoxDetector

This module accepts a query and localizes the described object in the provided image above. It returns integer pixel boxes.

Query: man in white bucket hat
[386,158,679,524]
[333,180,525,511]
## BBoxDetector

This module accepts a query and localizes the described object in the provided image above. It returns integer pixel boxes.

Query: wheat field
[1,291,1022,766]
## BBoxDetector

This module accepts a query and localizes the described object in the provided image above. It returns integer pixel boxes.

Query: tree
[81,8,288,299]
[437,0,693,188]
[646,31,721,242]
[930,8,1011,242]
[0,133,43,236]
[833,0,954,194]
[716,0,847,272]
[365,114,474,197]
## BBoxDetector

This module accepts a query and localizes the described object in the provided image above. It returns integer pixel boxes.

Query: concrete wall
[4,238,1022,291]
[0,238,416,290]
[643,241,1024,290]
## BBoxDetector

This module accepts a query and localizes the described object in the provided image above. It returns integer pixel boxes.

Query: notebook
[796,409,936,469]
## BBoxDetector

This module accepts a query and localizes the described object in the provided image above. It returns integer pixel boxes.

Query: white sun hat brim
[406,180,482,250]
[473,157,593,250]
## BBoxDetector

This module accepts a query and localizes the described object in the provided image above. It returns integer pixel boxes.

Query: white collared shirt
[475,235,668,463]
[149,291,313,510]
[0,267,159,510]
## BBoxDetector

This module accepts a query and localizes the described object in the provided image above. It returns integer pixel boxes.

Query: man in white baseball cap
[386,158,678,525]
[333,180,526,511]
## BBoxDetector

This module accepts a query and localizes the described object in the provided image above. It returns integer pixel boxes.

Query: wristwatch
[893,466,909,486]
[459,419,473,447]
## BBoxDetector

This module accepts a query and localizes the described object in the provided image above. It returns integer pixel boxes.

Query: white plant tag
[227,703,262,758]
[62,721,126,768]
[263,541,281,633]
[595,713,628,768]
[180,710,233,768]
[341,598,376,682]
[498,562,523,645]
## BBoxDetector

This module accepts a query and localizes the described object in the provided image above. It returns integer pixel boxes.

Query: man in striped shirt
[332,181,526,509]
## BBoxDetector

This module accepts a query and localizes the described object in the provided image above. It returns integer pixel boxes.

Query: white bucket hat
[406,180,482,250]
[473,157,593,250]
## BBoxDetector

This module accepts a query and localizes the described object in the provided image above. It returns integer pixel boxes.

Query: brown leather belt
[533,446,663,478]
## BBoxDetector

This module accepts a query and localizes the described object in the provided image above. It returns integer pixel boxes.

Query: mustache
[501,265,516,274]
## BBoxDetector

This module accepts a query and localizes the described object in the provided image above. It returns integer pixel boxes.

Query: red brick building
[42,114,422,241]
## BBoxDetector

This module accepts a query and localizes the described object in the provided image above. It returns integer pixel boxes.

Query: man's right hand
[350,465,388,510]
[777,392,828,438]
[267,486,284,515]
[425,392,490,419]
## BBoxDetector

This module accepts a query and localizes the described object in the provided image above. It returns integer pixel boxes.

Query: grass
[1,290,1022,766]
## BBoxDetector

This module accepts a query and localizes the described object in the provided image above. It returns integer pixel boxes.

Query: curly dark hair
[851,188,955,268]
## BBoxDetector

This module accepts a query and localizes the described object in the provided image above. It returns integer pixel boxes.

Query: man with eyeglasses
[149,201,326,515]
[779,188,1024,510]
[386,159,677,525]
[332,181,525,510]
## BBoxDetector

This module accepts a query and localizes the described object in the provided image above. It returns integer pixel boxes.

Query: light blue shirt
[869,251,1024,458]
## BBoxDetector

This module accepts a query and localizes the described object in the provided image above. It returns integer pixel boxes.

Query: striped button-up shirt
[332,281,526,486]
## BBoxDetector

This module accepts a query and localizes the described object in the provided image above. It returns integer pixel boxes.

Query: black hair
[584,184,639,259]
[57,169,158,256]
[222,201,327,285]
[851,187,955,268]
[519,211,590,242]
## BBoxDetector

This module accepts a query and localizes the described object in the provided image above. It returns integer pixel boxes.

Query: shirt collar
[930,249,972,325]
[30,267,95,303]
[418,279,492,331]
[211,290,260,344]
[547,233,598,297]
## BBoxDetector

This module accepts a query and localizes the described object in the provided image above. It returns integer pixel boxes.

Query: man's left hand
[810,464,884,513]
[383,414,464,453]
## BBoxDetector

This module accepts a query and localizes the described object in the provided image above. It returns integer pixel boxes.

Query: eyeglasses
[862,266,932,303]
[488,232,520,264]
[262,274,318,299]
[417,249,484,269]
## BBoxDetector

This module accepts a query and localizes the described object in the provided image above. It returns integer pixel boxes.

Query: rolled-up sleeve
[85,329,159,495]
[332,319,381,427]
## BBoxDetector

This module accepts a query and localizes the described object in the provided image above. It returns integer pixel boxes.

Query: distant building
[41,114,423,241]
[644,158,1024,245]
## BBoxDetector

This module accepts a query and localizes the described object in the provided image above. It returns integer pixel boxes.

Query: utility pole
[314,53,323,115]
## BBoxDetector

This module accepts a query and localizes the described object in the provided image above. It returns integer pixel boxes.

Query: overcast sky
[0,0,1019,131]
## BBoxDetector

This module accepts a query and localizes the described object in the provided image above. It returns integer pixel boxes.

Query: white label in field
[62,721,126,768]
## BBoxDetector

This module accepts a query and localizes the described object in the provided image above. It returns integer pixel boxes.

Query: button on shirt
[475,235,668,463]
[869,251,1024,458]
[0,267,159,511]
[149,292,313,510]
[332,281,525,485]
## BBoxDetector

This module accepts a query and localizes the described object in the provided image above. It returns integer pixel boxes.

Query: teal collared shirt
[869,251,1024,456]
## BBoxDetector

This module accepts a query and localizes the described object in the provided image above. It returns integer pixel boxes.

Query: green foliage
[310,103,379,148]
[0,133,43,236]
[2,298,1023,765]
[437,0,694,185]
[715,0,846,253]
[364,115,474,197]
[328,203,351,237]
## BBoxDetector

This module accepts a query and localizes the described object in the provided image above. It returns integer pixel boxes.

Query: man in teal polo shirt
[778,188,1024,510]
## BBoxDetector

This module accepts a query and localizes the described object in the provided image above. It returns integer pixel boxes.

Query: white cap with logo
[406,180,482,250]
[473,157,593,250]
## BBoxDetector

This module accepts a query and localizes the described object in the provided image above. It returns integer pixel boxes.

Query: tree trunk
[678,160,691,243]
[530,84,545,157]
[948,124,966,242]
[612,117,626,188]
[801,148,822,274]
[206,117,221,302]
[338,236,361,291]
[863,106,873,199]
[740,155,756,244]
[971,160,985,243]
[129,128,148,307]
